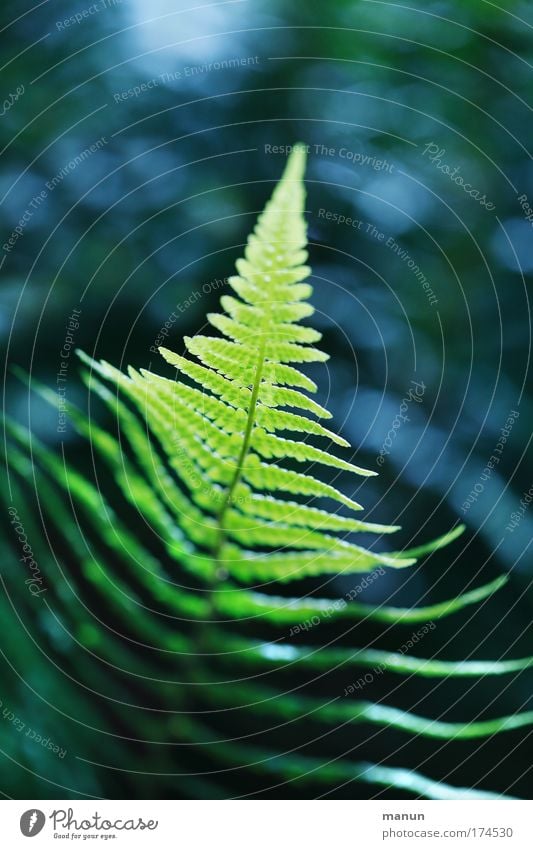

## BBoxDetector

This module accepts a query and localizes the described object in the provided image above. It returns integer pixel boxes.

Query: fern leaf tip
[282,142,307,178]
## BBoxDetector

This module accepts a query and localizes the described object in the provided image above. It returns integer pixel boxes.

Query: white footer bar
[1,799,531,848]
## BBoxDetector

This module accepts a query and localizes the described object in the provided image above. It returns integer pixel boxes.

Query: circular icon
[20,810,46,837]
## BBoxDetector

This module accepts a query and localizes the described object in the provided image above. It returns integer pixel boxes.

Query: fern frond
[207,632,533,678]
[4,145,529,801]
[196,680,533,741]
[212,574,508,625]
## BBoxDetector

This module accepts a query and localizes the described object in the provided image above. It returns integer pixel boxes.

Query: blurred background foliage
[1,0,532,798]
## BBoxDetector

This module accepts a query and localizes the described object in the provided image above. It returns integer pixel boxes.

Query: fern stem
[193,339,266,669]
[213,336,267,566]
